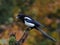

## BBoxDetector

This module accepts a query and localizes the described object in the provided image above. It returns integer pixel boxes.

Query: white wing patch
[25,21,35,27]
[24,17,32,20]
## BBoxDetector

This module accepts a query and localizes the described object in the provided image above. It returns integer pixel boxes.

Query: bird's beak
[16,16,18,19]
[15,16,19,22]
[16,16,21,22]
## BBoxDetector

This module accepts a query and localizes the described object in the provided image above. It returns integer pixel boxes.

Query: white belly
[25,21,35,27]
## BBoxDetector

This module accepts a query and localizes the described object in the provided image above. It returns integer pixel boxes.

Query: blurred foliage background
[0,0,60,45]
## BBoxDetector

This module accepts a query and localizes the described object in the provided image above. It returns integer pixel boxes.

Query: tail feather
[35,27,56,42]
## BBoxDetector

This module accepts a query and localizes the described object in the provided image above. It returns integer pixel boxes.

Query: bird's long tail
[35,27,56,42]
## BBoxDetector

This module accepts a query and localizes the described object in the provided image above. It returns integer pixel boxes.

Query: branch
[16,27,30,45]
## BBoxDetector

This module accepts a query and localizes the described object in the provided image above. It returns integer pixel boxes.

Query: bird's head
[16,13,25,22]
[16,13,25,19]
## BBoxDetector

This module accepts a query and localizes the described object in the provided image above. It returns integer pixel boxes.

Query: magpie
[16,13,56,42]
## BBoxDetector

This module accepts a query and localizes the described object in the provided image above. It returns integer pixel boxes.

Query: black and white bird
[16,13,56,42]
